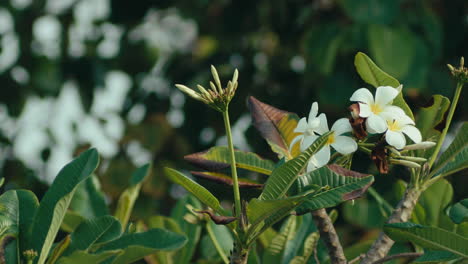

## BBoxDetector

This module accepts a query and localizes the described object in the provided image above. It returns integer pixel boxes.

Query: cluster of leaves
[0,149,187,264]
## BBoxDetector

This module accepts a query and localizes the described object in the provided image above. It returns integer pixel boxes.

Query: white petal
[331,136,357,154]
[350,88,374,104]
[300,135,318,151]
[366,114,387,134]
[306,161,318,173]
[316,113,329,135]
[308,102,319,121]
[375,86,399,106]
[358,103,372,118]
[310,145,330,168]
[386,130,406,149]
[289,135,302,150]
[294,117,308,133]
[380,105,405,121]
[331,118,352,136]
[401,125,422,144]
[397,114,415,126]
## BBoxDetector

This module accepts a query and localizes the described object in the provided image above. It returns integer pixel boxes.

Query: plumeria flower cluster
[349,86,421,149]
[292,85,430,173]
[291,102,358,172]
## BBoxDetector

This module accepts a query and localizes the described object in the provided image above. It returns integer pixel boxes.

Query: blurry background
[0,0,467,252]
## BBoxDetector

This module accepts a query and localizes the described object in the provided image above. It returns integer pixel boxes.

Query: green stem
[368,187,393,218]
[427,82,464,169]
[222,109,242,226]
[206,222,229,264]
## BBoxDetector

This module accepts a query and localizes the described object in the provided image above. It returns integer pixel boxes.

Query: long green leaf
[354,52,414,119]
[415,95,450,158]
[289,232,319,264]
[56,250,121,264]
[164,168,225,214]
[248,96,301,160]
[262,216,297,264]
[114,163,151,228]
[185,146,275,175]
[294,165,374,215]
[432,122,468,177]
[384,222,468,258]
[96,228,187,264]
[64,216,122,255]
[260,132,331,200]
[30,148,99,264]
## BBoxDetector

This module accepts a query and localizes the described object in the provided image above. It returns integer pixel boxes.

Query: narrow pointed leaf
[30,148,99,264]
[164,168,225,214]
[185,146,275,175]
[384,222,468,258]
[191,171,263,188]
[294,165,374,215]
[96,228,187,264]
[69,175,109,220]
[289,232,319,264]
[45,236,71,264]
[260,132,331,200]
[432,122,468,177]
[354,52,413,119]
[248,96,301,160]
[114,163,151,228]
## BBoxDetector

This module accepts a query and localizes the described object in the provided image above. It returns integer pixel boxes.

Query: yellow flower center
[370,103,383,114]
[326,132,335,145]
[387,120,401,131]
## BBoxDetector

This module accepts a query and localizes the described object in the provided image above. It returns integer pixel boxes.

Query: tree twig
[312,209,346,264]
[360,187,422,264]
[370,252,423,264]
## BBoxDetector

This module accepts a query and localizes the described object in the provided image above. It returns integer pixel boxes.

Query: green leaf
[294,165,374,215]
[248,96,301,160]
[146,216,183,264]
[185,146,275,175]
[384,222,468,258]
[262,216,297,264]
[30,148,99,264]
[96,228,187,264]
[449,199,468,224]
[64,216,122,255]
[282,214,316,263]
[114,163,151,228]
[415,95,450,158]
[69,175,109,220]
[164,168,225,214]
[171,195,202,264]
[413,179,453,227]
[289,232,319,264]
[46,236,71,264]
[201,221,233,261]
[0,190,39,254]
[259,131,331,200]
[413,250,459,263]
[56,250,121,264]
[190,171,263,189]
[354,52,414,120]
[338,0,398,24]
[432,122,468,177]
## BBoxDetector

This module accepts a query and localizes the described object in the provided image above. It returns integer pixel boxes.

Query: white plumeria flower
[305,117,358,172]
[350,86,401,134]
[290,102,327,151]
[384,110,422,149]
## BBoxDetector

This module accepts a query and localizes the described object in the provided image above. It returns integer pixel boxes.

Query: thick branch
[370,252,422,264]
[312,209,346,264]
[360,188,422,264]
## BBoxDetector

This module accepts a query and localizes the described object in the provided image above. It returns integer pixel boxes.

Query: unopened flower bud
[23,250,38,262]
[390,159,421,169]
[400,156,427,163]
[447,57,468,84]
[403,141,436,151]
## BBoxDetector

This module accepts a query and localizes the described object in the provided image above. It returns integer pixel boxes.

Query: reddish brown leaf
[190,171,264,189]
[247,96,301,159]
[194,210,237,225]
[327,164,374,201]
